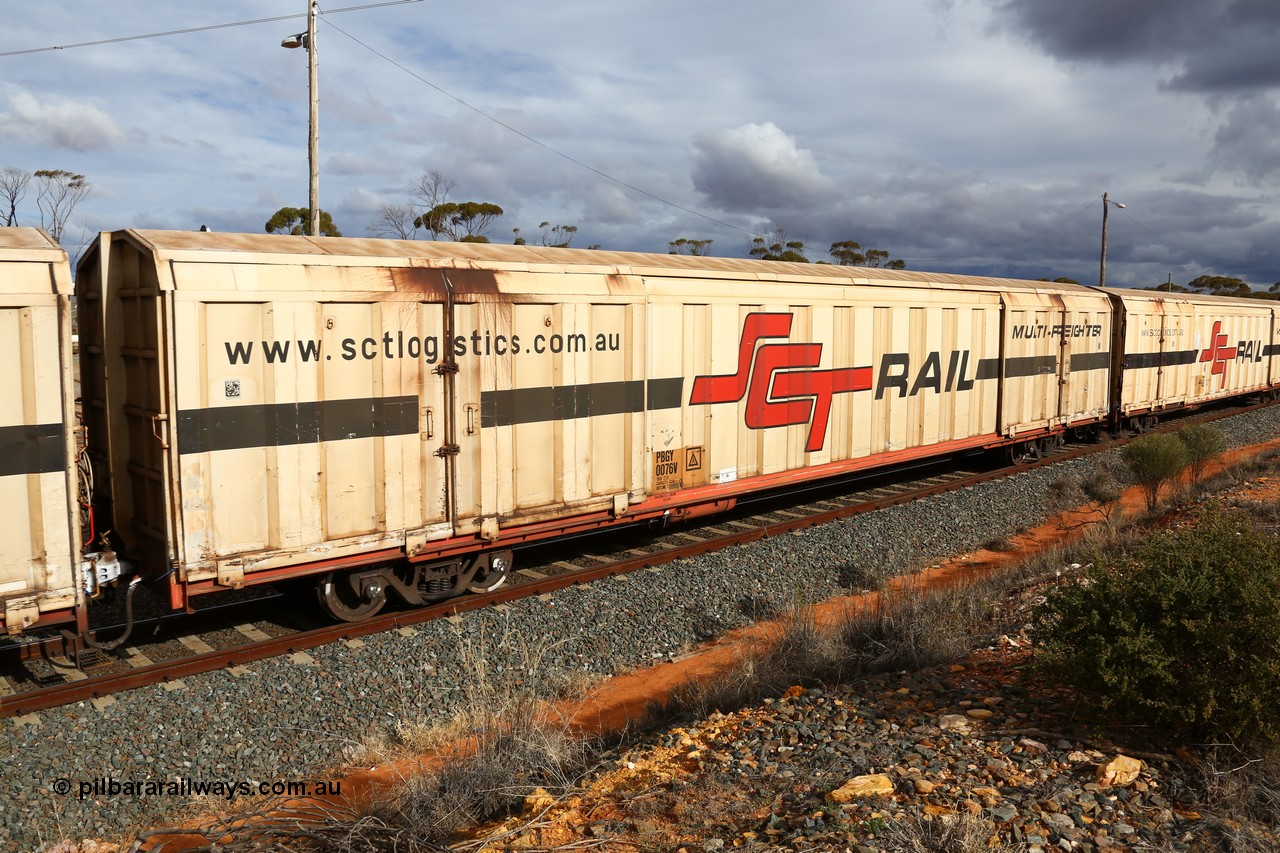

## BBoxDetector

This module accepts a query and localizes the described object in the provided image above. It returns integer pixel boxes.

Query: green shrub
[1122,432,1189,511]
[1032,507,1280,745]
[1178,423,1228,483]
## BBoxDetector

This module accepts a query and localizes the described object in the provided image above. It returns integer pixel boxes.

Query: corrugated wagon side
[640,274,1004,502]
[75,231,1279,628]
[638,271,1115,490]
[1109,290,1278,423]
[0,228,80,635]
[76,230,662,620]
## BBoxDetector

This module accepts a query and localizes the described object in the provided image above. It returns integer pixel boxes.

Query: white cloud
[0,87,126,152]
[692,122,835,213]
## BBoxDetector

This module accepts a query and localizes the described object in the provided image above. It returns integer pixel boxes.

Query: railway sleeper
[315,550,514,622]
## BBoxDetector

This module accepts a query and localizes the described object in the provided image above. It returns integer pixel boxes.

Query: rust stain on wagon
[389,266,505,298]
[443,268,503,295]
[603,273,634,296]
[388,267,449,297]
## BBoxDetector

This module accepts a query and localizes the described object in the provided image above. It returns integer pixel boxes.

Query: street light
[1099,192,1126,289]
[281,0,319,236]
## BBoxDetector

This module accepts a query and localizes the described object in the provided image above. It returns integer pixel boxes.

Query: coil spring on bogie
[420,576,452,596]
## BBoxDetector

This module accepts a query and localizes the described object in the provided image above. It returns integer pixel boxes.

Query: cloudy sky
[4,0,1279,288]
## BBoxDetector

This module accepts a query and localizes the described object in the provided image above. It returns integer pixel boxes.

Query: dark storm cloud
[992,0,1280,93]
[1212,95,1280,183]
[707,161,1280,288]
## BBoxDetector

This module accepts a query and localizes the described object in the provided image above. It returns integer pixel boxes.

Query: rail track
[3,396,1273,719]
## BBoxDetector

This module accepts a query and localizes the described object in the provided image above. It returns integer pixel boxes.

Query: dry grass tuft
[835,577,1009,675]
[163,624,607,850]
[874,811,1014,852]
[665,593,846,720]
[662,563,1045,724]
[1183,745,1280,851]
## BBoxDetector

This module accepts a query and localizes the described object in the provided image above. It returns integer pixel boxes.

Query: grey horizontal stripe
[647,377,684,410]
[1070,351,1112,372]
[1264,344,1280,357]
[1005,355,1058,377]
[1123,350,1199,370]
[0,422,66,477]
[177,396,419,455]
[977,355,1057,380]
[479,382,635,427]
[483,379,668,427]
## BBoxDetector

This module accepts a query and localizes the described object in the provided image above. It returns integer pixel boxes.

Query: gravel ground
[6,404,1280,851]
[498,640,1279,852]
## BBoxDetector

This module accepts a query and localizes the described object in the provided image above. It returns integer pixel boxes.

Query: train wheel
[1007,442,1034,465]
[467,552,512,594]
[316,570,387,622]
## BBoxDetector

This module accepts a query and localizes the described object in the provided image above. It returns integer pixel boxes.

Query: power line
[0,1,423,58]
[21,5,1234,269]
[321,17,761,239]
[902,196,1098,265]
[5,2,760,241]
[1112,207,1242,267]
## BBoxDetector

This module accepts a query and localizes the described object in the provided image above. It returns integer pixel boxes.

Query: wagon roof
[0,227,72,295]
[0,227,66,259]
[94,229,1113,296]
[1107,287,1280,311]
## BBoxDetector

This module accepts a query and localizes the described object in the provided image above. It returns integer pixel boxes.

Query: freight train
[3,227,1277,639]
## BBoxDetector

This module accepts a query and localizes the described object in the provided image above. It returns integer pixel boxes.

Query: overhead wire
[3,8,1256,270]
[0,1,424,58]
[319,16,761,239]
[5,1,763,240]
[1111,207,1247,269]
[902,196,1099,265]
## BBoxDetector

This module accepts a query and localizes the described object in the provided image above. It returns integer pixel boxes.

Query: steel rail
[4,396,1273,718]
[0,446,1081,717]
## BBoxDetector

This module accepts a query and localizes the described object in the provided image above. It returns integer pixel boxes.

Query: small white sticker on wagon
[713,467,737,484]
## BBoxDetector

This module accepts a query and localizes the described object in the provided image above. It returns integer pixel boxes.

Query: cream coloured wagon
[75,231,1142,621]
[0,228,80,635]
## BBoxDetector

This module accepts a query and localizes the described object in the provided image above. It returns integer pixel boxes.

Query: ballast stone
[826,773,895,802]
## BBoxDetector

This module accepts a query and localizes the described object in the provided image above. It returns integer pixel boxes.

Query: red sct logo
[689,313,872,452]
[1200,320,1237,389]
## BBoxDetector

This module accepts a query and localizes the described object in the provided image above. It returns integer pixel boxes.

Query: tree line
[1142,274,1280,300]
[9,164,1269,291]
[308,171,905,267]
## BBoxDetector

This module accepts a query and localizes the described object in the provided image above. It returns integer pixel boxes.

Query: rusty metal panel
[95,232,660,583]
[0,228,78,633]
[106,231,1280,594]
